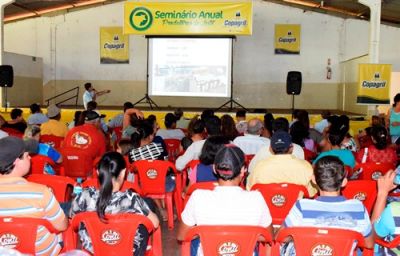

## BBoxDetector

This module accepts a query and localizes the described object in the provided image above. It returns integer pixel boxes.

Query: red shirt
[356,145,397,164]
[63,124,106,160]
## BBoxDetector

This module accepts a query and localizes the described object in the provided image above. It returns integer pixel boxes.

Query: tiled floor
[160,220,180,255]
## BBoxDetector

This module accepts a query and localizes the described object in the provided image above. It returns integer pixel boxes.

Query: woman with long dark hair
[221,114,239,141]
[70,152,159,256]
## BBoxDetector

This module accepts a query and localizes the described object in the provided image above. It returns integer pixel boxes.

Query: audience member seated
[175,108,190,129]
[107,101,134,129]
[246,130,317,197]
[262,112,274,138]
[70,152,159,256]
[117,138,133,156]
[356,125,397,165]
[176,115,221,171]
[188,135,230,188]
[297,110,324,148]
[339,115,358,152]
[314,123,356,168]
[177,145,273,256]
[147,116,167,153]
[314,110,331,134]
[290,121,316,153]
[221,114,239,141]
[41,104,68,137]
[233,118,269,155]
[248,117,305,173]
[279,156,373,255]
[122,107,144,139]
[357,115,384,148]
[235,109,247,134]
[68,110,82,130]
[2,108,27,133]
[86,101,108,133]
[27,103,49,125]
[0,136,68,255]
[63,110,106,161]
[156,113,185,140]
[180,116,205,151]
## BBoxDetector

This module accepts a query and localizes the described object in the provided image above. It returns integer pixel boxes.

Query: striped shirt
[374,202,400,255]
[0,177,66,256]
[128,142,165,162]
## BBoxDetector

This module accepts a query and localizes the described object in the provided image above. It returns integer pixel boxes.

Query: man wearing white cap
[41,104,68,137]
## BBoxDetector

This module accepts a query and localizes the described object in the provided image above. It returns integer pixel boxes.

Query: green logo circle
[129,7,153,31]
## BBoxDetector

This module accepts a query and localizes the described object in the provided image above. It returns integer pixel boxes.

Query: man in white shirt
[233,118,269,155]
[156,113,185,140]
[177,145,273,256]
[82,82,110,109]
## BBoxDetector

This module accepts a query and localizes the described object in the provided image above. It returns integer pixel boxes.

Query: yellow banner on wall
[100,27,129,64]
[357,63,391,104]
[274,24,301,54]
[124,2,252,35]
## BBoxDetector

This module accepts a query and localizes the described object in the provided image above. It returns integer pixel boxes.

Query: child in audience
[280,156,373,255]
[117,138,134,156]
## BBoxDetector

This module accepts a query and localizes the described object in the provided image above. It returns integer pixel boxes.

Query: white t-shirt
[0,130,8,139]
[83,90,94,110]
[233,134,270,155]
[156,129,185,140]
[175,139,205,171]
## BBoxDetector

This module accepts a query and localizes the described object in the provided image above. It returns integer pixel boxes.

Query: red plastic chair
[0,216,59,254]
[82,178,143,195]
[342,180,377,214]
[355,162,395,180]
[66,212,162,256]
[244,154,255,167]
[183,181,218,208]
[182,159,201,190]
[275,227,368,255]
[30,154,56,174]
[375,235,400,251]
[251,183,309,226]
[40,134,64,150]
[26,174,75,203]
[180,225,273,256]
[164,139,181,163]
[60,147,96,179]
[133,159,181,230]
[1,127,23,138]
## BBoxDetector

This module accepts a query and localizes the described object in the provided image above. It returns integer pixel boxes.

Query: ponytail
[371,126,388,150]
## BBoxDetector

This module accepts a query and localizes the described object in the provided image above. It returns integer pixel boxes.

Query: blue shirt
[27,113,49,125]
[38,143,61,163]
[313,149,355,168]
[374,202,400,255]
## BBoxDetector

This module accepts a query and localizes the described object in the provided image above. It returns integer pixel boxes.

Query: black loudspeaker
[0,65,13,87]
[286,71,302,95]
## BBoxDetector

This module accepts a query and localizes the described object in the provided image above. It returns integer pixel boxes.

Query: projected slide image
[148,38,232,97]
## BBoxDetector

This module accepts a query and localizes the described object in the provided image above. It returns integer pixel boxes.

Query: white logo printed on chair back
[353,192,366,201]
[311,244,334,256]
[0,233,19,249]
[372,171,382,180]
[146,169,158,179]
[271,194,286,207]
[101,229,121,245]
[217,241,240,256]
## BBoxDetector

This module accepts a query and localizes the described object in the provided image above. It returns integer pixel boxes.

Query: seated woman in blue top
[187,135,230,188]
[313,124,355,168]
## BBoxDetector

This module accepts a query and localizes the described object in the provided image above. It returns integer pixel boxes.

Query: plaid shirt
[128,142,165,162]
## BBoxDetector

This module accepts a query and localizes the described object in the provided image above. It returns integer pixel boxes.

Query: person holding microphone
[83,82,111,109]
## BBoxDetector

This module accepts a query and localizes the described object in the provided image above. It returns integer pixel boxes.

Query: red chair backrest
[375,233,400,249]
[164,139,181,162]
[40,135,64,150]
[30,154,56,175]
[275,227,366,255]
[82,178,143,195]
[70,212,161,256]
[183,181,218,208]
[26,174,75,203]
[356,162,395,180]
[133,160,177,195]
[1,127,23,138]
[60,147,95,179]
[251,183,308,225]
[244,154,255,167]
[180,225,273,256]
[303,148,317,162]
[0,217,58,254]
[342,180,377,214]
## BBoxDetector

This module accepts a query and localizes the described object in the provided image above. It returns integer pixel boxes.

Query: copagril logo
[311,244,334,256]
[354,192,366,201]
[146,169,158,179]
[0,233,19,249]
[271,194,286,207]
[217,241,240,256]
[129,7,153,31]
[101,230,121,246]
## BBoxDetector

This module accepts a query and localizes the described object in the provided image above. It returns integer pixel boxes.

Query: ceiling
[3,0,400,27]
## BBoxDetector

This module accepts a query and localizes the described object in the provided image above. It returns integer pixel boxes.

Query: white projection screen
[148,37,232,97]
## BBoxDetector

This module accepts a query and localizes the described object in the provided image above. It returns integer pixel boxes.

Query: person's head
[117,139,134,155]
[263,113,274,134]
[187,116,205,137]
[221,114,239,139]
[327,127,345,146]
[0,137,30,176]
[199,135,230,165]
[123,102,134,112]
[131,121,154,148]
[213,144,246,182]
[10,108,23,121]
[371,125,389,150]
[86,101,97,111]
[146,115,158,133]
[24,125,41,141]
[47,105,61,120]
[297,110,310,129]
[164,113,177,129]
[96,152,127,221]
[270,130,292,154]
[292,109,300,120]
[174,108,184,120]
[321,110,331,120]
[204,115,221,136]
[393,93,400,108]
[84,82,92,91]
[201,109,215,122]
[236,110,246,121]
[84,110,102,128]
[371,115,382,127]
[290,121,309,147]
[272,117,289,133]
[313,156,347,193]
[29,103,41,114]
[73,110,82,125]
[338,115,350,135]
[247,118,264,135]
